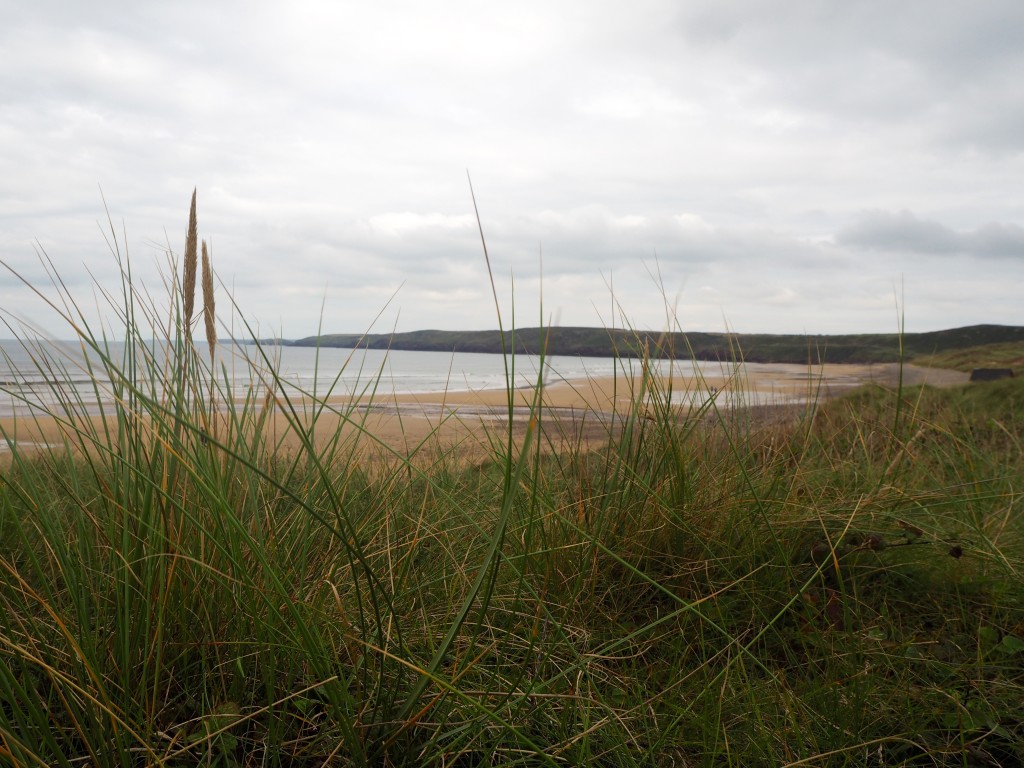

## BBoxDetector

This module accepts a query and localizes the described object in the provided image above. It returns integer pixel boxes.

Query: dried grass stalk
[201,239,218,442]
[183,189,198,336]
[201,240,216,359]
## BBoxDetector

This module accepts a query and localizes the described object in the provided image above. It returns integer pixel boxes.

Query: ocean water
[0,338,839,422]
[0,339,646,420]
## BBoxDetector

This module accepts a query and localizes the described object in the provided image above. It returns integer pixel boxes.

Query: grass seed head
[201,240,216,357]
[183,189,198,335]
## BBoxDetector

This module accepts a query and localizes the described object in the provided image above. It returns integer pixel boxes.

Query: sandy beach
[0,362,969,465]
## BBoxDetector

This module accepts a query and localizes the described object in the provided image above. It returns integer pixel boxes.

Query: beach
[0,362,969,465]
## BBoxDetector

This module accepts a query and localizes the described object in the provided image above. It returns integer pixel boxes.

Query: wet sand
[0,363,969,464]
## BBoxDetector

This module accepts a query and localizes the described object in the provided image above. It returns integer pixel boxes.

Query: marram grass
[0,196,1021,766]
[182,189,198,337]
[201,239,216,356]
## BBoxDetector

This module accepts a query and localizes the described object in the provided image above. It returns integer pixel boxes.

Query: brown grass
[201,240,216,357]
[182,189,198,336]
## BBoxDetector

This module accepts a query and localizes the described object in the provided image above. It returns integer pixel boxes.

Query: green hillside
[290,323,1024,365]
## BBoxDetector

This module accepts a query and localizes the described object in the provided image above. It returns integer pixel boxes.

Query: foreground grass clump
[1,197,1023,766]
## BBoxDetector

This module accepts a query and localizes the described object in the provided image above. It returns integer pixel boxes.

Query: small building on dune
[969,368,1016,382]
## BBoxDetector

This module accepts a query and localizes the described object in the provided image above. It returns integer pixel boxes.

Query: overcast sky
[2,0,1023,339]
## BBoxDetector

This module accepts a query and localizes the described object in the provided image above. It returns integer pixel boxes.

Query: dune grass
[914,341,1024,375]
[0,197,1022,766]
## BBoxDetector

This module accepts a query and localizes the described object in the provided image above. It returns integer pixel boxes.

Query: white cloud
[367,212,475,237]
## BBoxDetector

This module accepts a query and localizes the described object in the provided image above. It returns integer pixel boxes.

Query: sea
[0,338,848,422]
[0,339,626,419]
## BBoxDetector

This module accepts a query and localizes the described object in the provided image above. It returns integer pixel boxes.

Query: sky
[2,0,1023,339]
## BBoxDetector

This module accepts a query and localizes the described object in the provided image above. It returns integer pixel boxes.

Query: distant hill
[284,324,1024,365]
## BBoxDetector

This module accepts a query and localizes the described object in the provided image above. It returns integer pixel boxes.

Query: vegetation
[914,341,1024,375]
[0,196,1021,766]
[292,324,1024,365]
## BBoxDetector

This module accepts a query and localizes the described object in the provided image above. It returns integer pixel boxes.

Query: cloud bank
[2,0,1023,336]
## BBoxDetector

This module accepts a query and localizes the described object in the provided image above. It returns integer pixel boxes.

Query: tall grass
[0,195,1022,766]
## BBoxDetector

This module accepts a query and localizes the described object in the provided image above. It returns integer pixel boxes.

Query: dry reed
[201,240,216,357]
[201,239,218,442]
[182,189,198,337]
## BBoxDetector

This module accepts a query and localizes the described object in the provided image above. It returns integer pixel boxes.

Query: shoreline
[0,363,970,463]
